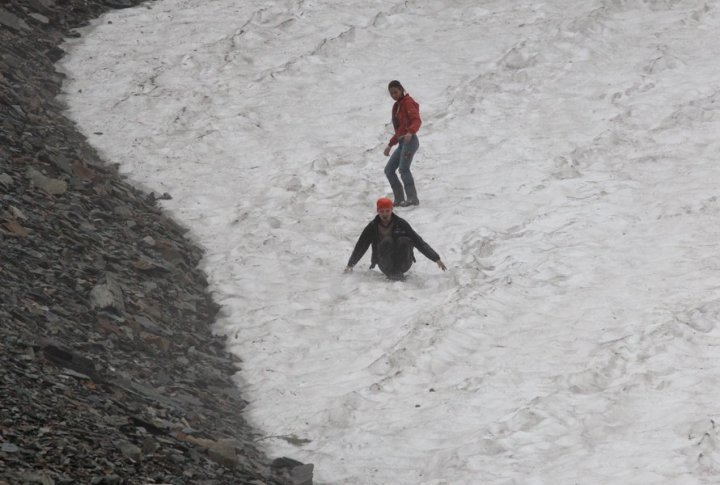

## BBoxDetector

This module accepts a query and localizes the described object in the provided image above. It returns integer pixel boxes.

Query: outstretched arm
[346,224,374,270]
[404,223,443,269]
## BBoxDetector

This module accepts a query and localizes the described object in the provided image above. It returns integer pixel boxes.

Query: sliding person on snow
[344,198,446,281]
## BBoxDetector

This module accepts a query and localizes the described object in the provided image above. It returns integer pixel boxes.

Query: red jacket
[389,94,421,147]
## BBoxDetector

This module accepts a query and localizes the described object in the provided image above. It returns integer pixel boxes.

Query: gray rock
[90,273,125,312]
[26,167,68,195]
[29,13,50,24]
[9,205,27,220]
[103,415,130,427]
[142,281,158,292]
[0,173,13,187]
[2,219,29,237]
[170,452,185,464]
[272,457,305,470]
[42,151,74,175]
[103,0,135,8]
[21,472,55,485]
[131,256,171,273]
[61,368,92,380]
[135,314,171,336]
[207,440,238,467]
[0,8,31,32]
[148,191,173,201]
[90,284,115,310]
[272,457,314,485]
[1,442,20,453]
[141,436,159,454]
[188,346,233,365]
[2,51,22,70]
[116,440,142,461]
[41,341,99,381]
[91,476,121,485]
[28,0,56,14]
[291,463,314,485]
[117,379,177,408]
[45,45,65,63]
[113,205,133,218]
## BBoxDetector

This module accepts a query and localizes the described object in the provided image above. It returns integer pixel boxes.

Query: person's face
[378,207,393,222]
[389,87,403,101]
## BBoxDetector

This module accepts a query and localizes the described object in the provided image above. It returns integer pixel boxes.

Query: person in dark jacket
[344,197,446,280]
[383,80,422,207]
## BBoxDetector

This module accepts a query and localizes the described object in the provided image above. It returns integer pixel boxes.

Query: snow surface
[59,0,720,483]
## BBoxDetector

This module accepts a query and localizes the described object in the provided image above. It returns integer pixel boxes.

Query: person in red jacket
[383,80,422,207]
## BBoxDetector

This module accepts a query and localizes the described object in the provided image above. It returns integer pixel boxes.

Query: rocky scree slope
[0,1,312,483]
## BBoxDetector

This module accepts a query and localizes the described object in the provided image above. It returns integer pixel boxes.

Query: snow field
[60,0,720,483]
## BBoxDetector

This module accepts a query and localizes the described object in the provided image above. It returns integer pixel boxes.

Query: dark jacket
[347,214,440,269]
[389,94,422,147]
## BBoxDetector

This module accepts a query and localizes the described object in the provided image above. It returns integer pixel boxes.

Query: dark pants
[377,237,414,277]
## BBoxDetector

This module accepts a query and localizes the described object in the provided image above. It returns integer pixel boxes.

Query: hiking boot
[387,174,405,207]
[397,199,419,207]
[403,184,419,206]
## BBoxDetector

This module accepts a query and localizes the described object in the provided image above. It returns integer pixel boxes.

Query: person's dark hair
[388,80,405,93]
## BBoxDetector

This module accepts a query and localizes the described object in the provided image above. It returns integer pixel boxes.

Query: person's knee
[398,259,413,274]
[378,239,394,257]
[397,239,414,273]
[385,160,399,175]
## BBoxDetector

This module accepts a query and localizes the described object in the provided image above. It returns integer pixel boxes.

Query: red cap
[376,197,393,211]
